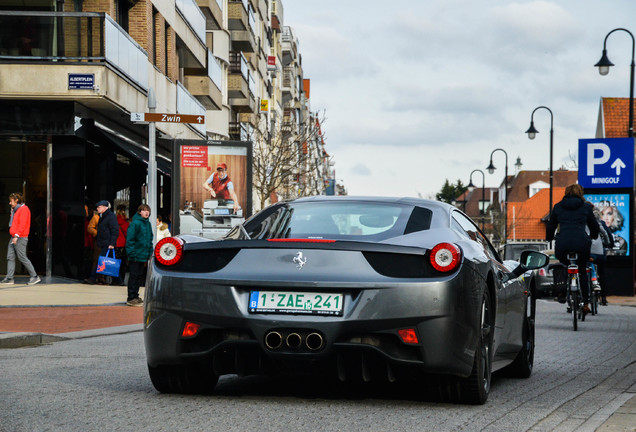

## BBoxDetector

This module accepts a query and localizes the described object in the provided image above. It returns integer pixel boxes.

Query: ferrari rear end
[144,198,485,392]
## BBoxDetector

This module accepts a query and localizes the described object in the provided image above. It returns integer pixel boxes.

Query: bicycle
[566,252,583,331]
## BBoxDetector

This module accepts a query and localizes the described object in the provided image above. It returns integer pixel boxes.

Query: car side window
[452,212,501,262]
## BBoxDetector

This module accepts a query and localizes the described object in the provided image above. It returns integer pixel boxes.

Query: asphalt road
[0,300,634,432]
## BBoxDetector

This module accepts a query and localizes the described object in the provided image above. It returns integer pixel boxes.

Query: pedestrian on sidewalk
[1,192,40,285]
[115,204,129,286]
[156,215,171,241]
[125,204,153,307]
[87,200,120,285]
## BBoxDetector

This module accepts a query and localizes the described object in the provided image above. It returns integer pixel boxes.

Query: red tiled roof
[507,187,565,240]
[507,170,577,202]
[600,97,636,138]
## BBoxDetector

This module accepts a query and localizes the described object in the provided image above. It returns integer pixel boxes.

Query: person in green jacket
[125,204,153,306]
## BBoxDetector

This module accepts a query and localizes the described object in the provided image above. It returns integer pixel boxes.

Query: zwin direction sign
[578,138,634,188]
[130,112,205,124]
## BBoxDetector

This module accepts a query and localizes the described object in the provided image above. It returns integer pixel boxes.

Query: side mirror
[503,250,549,282]
[519,250,549,269]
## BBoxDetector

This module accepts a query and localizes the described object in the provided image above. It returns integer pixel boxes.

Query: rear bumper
[143,266,482,380]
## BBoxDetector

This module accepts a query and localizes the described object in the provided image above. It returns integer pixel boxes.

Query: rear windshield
[239,202,432,241]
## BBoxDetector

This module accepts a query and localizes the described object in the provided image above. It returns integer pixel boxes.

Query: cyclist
[546,184,599,314]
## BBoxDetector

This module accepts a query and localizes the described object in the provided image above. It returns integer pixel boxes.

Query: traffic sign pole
[131,107,205,244]
[147,89,158,244]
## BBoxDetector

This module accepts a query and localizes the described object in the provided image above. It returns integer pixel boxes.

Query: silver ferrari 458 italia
[144,196,547,404]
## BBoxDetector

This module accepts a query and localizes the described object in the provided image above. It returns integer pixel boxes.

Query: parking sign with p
[578,138,634,188]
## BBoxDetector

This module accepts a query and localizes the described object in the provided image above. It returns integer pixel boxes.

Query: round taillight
[430,243,461,272]
[155,237,184,266]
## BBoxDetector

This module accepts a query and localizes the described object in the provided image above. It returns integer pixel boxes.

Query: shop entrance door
[0,138,47,277]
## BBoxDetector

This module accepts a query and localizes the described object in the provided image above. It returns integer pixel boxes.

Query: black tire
[460,290,493,404]
[506,291,535,378]
[591,291,599,316]
[571,290,579,331]
[148,363,219,394]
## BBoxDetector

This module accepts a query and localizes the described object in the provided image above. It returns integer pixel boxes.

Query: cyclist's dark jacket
[546,195,599,257]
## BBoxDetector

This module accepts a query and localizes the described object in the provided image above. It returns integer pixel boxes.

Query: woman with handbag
[125,204,153,307]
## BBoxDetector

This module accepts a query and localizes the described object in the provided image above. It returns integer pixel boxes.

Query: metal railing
[0,11,148,90]
[176,0,206,44]
[177,81,207,136]
[229,121,248,141]
[229,51,248,78]
[207,50,222,88]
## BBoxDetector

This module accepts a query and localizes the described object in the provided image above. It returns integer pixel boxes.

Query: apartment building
[0,0,332,279]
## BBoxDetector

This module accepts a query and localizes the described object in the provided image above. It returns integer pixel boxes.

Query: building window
[115,0,130,32]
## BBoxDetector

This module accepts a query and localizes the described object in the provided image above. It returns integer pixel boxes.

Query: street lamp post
[467,169,486,231]
[525,106,554,215]
[595,28,635,138]
[486,148,508,243]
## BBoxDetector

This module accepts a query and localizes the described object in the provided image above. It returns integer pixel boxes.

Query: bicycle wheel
[571,289,579,331]
[591,290,599,315]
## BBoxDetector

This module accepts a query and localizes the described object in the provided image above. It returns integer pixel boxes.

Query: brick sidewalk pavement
[0,306,143,334]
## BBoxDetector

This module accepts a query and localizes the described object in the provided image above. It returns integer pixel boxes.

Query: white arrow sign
[611,158,626,175]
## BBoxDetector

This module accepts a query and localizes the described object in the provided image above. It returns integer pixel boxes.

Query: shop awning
[75,123,172,176]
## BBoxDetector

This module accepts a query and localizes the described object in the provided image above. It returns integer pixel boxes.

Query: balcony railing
[207,50,222,88]
[176,0,206,44]
[177,81,207,136]
[229,121,248,141]
[229,51,248,78]
[0,11,148,91]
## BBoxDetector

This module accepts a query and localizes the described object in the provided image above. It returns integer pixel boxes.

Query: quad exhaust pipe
[264,330,325,351]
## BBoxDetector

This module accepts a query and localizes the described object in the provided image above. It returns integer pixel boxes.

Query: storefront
[0,100,172,280]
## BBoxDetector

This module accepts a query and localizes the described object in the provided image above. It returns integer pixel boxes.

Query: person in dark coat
[86,200,119,284]
[125,204,153,307]
[546,184,599,311]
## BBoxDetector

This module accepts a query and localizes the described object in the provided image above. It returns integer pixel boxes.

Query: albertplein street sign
[130,112,205,124]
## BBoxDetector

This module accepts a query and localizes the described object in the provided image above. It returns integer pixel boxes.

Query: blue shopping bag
[96,249,121,277]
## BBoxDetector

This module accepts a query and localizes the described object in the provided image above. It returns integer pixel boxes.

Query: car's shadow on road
[211,372,508,404]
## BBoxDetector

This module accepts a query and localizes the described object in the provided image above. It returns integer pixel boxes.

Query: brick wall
[166,26,178,82]
[82,0,115,17]
[153,11,166,73]
[129,0,151,55]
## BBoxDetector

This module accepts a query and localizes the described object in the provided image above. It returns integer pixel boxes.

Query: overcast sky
[282,0,636,199]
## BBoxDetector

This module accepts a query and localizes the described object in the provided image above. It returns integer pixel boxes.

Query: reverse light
[155,237,184,266]
[429,243,461,272]
[398,328,419,345]
[181,321,200,338]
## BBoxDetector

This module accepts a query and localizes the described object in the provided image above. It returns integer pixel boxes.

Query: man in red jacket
[1,192,40,285]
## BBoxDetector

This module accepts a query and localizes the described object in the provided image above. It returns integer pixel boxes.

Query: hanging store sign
[260,99,269,112]
[267,56,276,71]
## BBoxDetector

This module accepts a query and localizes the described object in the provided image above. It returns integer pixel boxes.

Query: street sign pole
[148,88,158,244]
[130,107,205,245]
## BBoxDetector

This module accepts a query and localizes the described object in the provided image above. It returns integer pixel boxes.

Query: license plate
[249,291,344,316]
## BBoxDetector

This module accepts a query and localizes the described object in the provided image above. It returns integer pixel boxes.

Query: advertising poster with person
[176,141,252,239]
[584,193,630,256]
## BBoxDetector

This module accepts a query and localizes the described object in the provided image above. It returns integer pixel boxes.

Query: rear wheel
[460,290,493,404]
[506,291,535,378]
[148,363,219,394]
[591,290,599,315]
[571,289,579,331]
